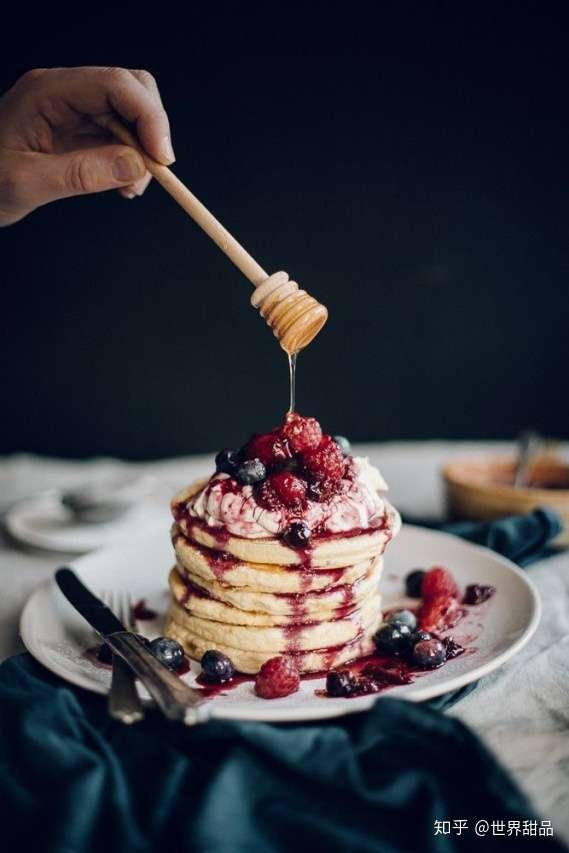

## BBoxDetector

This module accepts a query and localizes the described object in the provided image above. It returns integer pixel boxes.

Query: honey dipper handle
[95,115,268,286]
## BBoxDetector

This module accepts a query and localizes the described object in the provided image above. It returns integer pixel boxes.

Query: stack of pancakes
[165,481,401,674]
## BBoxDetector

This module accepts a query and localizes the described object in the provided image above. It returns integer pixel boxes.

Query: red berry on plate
[301,436,346,482]
[418,595,462,634]
[246,430,291,467]
[282,413,322,454]
[463,584,496,605]
[421,566,461,601]
[269,472,307,508]
[255,656,300,699]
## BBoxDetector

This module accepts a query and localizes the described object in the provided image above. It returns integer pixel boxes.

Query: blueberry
[405,569,426,598]
[149,637,184,670]
[412,638,446,669]
[215,448,241,475]
[201,650,235,684]
[283,521,311,548]
[326,669,354,697]
[410,629,432,647]
[387,609,417,631]
[373,622,412,657]
[236,458,266,485]
[333,435,351,456]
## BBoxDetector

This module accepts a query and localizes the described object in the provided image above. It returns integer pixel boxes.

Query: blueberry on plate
[215,448,241,476]
[373,623,412,657]
[149,637,184,670]
[333,435,351,456]
[387,609,417,631]
[405,569,426,598]
[201,650,235,684]
[410,629,432,646]
[326,669,354,697]
[412,638,446,669]
[236,458,266,485]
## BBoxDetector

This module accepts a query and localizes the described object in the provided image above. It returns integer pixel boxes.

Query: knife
[55,567,211,725]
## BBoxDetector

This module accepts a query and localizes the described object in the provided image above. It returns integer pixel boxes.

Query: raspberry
[245,430,291,467]
[418,595,462,634]
[255,656,300,699]
[282,413,322,453]
[269,472,307,508]
[421,566,461,602]
[307,477,341,502]
[254,480,281,511]
[301,436,346,482]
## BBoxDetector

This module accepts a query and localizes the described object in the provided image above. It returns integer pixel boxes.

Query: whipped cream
[185,457,388,539]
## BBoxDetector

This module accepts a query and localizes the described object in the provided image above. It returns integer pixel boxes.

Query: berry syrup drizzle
[178,537,238,582]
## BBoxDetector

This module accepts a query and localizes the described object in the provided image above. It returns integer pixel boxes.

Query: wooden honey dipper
[96,115,328,354]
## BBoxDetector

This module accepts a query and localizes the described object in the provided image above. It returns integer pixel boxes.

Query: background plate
[20,524,540,722]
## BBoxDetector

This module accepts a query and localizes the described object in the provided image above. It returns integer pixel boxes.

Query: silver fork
[101,589,145,724]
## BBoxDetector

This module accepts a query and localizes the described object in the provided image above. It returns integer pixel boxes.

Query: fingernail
[112,152,145,182]
[160,135,175,165]
[122,189,137,199]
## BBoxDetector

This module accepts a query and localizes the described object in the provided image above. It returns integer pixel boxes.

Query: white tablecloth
[1,444,568,841]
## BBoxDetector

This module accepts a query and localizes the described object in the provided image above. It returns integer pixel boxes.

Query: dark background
[1,2,567,459]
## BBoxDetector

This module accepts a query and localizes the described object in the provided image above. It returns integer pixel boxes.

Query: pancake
[165,454,398,674]
[165,619,379,674]
[165,592,380,653]
[173,526,381,593]
[170,558,382,624]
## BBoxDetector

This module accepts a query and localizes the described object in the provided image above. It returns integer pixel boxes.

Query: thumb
[32,144,147,204]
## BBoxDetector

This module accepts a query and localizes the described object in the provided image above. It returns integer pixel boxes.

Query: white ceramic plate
[5,491,166,553]
[20,524,540,723]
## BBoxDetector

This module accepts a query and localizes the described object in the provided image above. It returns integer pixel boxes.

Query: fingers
[118,69,165,198]
[0,66,174,222]
[128,69,165,109]
[19,67,175,165]
[25,144,147,208]
[119,170,152,200]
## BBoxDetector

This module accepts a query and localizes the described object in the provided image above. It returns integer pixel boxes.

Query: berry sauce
[132,599,158,621]
[189,539,237,581]
[195,671,254,697]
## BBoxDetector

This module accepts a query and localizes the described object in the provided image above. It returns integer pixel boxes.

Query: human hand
[0,66,175,226]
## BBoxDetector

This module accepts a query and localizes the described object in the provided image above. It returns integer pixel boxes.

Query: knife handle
[104,632,211,725]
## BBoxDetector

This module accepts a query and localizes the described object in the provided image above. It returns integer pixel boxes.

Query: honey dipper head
[250,272,328,354]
